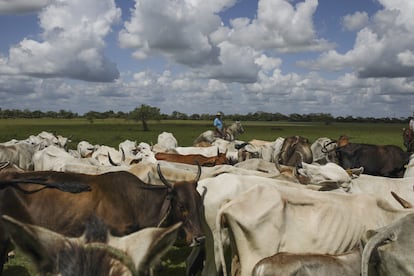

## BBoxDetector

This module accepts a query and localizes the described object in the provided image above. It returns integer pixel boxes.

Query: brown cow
[155,151,228,166]
[0,164,205,273]
[335,138,410,177]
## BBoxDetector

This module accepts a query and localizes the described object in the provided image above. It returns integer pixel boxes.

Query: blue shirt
[214,118,223,130]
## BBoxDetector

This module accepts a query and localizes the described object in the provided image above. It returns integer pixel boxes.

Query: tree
[129,104,161,131]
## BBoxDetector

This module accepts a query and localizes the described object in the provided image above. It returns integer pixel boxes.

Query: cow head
[278,136,313,166]
[294,162,353,189]
[335,143,360,170]
[362,213,414,276]
[157,164,205,247]
[403,128,414,152]
[2,214,181,276]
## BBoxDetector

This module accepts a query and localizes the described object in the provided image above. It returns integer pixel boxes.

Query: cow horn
[391,191,413,208]
[157,164,173,188]
[317,181,341,191]
[121,147,126,162]
[194,162,202,183]
[108,152,121,166]
[274,151,282,172]
[0,161,10,170]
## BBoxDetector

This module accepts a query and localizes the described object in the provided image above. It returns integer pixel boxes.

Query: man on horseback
[214,111,225,138]
[403,112,414,152]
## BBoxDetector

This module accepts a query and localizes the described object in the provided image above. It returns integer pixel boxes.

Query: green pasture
[0,118,407,148]
[0,118,408,275]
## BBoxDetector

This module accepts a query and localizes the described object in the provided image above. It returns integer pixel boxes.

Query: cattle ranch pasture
[0,118,406,148]
[0,118,407,276]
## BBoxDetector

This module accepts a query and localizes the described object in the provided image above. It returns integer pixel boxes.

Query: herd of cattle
[1,128,414,275]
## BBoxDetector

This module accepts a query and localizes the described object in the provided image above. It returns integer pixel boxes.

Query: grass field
[0,118,407,148]
[0,118,408,275]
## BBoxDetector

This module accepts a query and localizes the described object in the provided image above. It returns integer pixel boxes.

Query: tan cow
[216,184,413,276]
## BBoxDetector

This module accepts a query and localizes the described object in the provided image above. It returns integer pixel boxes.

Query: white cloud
[342,11,369,31]
[224,0,334,53]
[0,0,51,14]
[300,1,414,78]
[119,0,333,84]
[119,0,229,66]
[2,0,121,82]
[398,50,414,67]
[1,0,413,118]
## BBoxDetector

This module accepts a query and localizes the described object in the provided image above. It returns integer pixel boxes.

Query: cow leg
[230,254,241,276]
[0,238,13,275]
[186,245,205,276]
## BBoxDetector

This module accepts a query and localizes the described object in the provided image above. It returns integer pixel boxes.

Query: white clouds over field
[0,0,413,117]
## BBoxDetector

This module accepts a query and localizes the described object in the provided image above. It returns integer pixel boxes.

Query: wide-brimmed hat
[217,111,223,116]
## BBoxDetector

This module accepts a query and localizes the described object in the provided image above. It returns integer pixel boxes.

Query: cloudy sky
[0,0,413,118]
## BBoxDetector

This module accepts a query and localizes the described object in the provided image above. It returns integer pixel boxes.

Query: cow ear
[109,222,182,274]
[1,215,69,273]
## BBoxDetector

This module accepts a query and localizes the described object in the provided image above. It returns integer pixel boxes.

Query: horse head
[403,128,414,152]
[224,121,244,141]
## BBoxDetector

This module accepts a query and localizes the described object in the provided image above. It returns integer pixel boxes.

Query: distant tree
[171,111,188,120]
[129,104,161,131]
[190,113,201,120]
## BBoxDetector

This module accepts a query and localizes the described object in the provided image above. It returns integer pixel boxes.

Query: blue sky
[0,0,413,118]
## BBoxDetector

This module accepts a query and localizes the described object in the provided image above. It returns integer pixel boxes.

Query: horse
[193,121,244,145]
[403,128,414,152]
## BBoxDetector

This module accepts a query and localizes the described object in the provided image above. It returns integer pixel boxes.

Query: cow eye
[388,233,396,241]
[177,203,187,213]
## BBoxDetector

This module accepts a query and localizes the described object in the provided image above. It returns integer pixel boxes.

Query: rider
[409,112,414,133]
[213,112,225,138]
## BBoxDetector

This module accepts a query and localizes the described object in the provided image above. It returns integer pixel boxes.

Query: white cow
[29,131,70,149]
[296,162,414,209]
[244,137,285,162]
[403,153,414,177]
[77,140,99,158]
[33,145,107,173]
[0,142,39,170]
[216,184,414,276]
[172,145,220,157]
[155,132,178,152]
[212,139,248,164]
[118,139,138,157]
[233,159,280,174]
[197,173,328,276]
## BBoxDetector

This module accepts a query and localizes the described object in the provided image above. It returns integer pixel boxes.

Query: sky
[0,0,413,118]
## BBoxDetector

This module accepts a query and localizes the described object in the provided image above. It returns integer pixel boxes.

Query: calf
[252,248,361,276]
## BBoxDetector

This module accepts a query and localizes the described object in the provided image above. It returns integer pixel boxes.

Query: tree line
[0,105,409,125]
